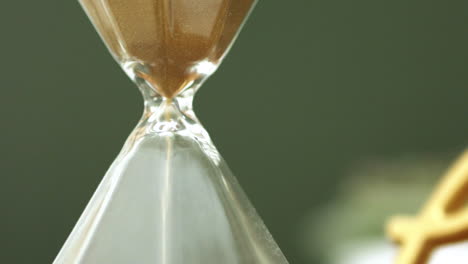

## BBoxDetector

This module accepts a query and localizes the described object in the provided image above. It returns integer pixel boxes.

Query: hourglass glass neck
[129,74,204,137]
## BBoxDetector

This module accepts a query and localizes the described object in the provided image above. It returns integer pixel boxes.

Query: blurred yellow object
[388,150,468,264]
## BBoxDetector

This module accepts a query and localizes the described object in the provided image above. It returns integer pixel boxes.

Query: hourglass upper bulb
[79,0,257,98]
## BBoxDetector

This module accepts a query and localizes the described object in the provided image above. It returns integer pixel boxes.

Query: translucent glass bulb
[53,0,288,263]
[80,0,256,98]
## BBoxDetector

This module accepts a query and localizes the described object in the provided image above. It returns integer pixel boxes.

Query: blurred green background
[0,0,467,263]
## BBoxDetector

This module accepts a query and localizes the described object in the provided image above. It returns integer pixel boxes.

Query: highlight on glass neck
[127,67,204,136]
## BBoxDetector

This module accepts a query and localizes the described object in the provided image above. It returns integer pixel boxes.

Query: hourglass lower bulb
[53,0,288,263]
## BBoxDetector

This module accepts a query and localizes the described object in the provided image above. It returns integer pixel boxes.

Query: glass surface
[80,0,255,98]
[53,0,288,263]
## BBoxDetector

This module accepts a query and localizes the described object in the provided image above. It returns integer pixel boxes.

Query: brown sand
[80,0,255,98]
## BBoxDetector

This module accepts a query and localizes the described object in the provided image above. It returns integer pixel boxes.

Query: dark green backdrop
[0,0,467,263]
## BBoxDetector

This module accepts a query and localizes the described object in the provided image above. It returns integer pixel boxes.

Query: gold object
[387,150,468,264]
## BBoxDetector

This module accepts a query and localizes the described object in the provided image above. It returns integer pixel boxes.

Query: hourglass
[53,0,288,263]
